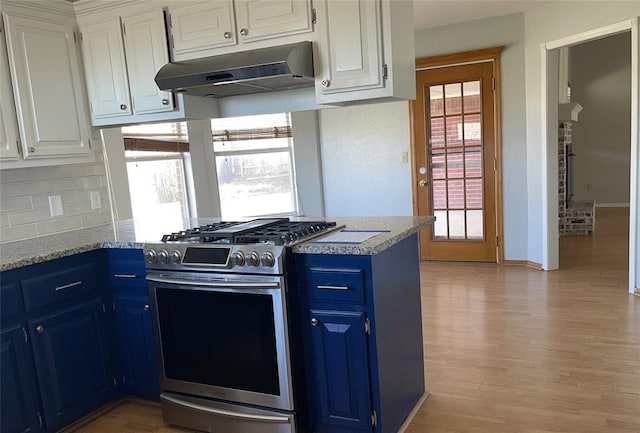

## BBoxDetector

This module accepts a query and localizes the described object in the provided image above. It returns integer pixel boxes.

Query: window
[211,113,297,220]
[122,122,191,239]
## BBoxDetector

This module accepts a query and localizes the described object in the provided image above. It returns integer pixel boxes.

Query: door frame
[410,46,505,263]
[540,18,639,295]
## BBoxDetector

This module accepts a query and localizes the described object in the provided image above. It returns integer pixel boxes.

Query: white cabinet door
[3,13,91,158]
[121,10,174,115]
[168,1,236,60]
[0,21,20,160]
[80,18,132,119]
[315,0,384,102]
[234,0,312,43]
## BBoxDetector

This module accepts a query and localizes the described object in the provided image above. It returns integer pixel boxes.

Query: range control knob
[231,251,245,266]
[170,250,182,264]
[260,252,276,267]
[246,251,260,267]
[144,249,157,264]
[158,249,170,264]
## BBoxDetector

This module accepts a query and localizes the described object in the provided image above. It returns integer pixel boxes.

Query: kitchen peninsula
[0,216,433,433]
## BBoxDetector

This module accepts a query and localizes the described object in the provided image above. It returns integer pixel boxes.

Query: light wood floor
[75,208,639,433]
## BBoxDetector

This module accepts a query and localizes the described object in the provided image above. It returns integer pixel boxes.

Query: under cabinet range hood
[155,41,314,98]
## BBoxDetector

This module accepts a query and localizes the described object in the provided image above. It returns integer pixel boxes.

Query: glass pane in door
[427,80,485,241]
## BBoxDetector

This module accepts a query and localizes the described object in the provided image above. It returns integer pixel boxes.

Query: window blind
[122,122,189,152]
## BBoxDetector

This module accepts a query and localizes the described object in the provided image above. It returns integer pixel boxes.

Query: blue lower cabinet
[1,325,44,433]
[309,310,372,433]
[114,296,159,400]
[28,300,115,432]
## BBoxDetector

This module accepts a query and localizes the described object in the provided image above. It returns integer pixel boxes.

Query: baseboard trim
[396,391,429,433]
[503,260,543,270]
[595,203,630,208]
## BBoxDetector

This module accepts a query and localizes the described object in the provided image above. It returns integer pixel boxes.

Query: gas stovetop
[144,218,341,274]
[160,218,339,246]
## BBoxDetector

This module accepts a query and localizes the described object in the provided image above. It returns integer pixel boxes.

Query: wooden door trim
[409,46,505,263]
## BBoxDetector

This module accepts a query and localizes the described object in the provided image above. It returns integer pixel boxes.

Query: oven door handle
[160,394,290,423]
[146,275,279,289]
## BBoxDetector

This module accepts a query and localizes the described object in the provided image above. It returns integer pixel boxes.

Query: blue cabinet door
[28,300,114,432]
[309,310,372,432]
[0,325,44,433]
[114,296,159,400]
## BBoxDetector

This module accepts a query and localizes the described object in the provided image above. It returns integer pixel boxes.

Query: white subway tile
[72,165,94,177]
[81,211,112,227]
[78,176,99,189]
[0,213,9,228]
[9,208,53,225]
[0,168,29,183]
[0,197,32,212]
[53,178,81,192]
[1,181,54,198]
[77,190,90,202]
[0,223,38,243]
[26,165,70,181]
[37,216,83,236]
[65,201,93,216]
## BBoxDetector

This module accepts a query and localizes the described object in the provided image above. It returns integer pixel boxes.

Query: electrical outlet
[90,191,102,210]
[586,183,592,191]
[401,151,409,164]
[48,195,63,217]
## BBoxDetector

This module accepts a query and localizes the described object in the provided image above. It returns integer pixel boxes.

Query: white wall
[319,101,413,216]
[570,32,632,205]
[0,132,112,243]
[523,1,640,266]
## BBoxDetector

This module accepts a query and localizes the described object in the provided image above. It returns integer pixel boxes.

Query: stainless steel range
[143,218,340,433]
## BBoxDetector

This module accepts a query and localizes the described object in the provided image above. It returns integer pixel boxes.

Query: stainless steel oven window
[147,274,294,411]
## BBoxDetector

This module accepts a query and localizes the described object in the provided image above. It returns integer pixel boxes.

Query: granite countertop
[0,216,435,272]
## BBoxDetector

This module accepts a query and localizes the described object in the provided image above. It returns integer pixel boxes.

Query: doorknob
[418,180,428,187]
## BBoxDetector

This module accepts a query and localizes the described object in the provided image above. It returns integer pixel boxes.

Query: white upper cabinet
[0,19,20,161]
[234,0,312,43]
[168,1,236,59]
[121,10,174,115]
[80,10,174,120]
[167,0,313,61]
[80,18,131,119]
[3,12,91,159]
[314,0,415,104]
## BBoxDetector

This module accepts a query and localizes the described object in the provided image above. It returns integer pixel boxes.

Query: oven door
[146,272,293,411]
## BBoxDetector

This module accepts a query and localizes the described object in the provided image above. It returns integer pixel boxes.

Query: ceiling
[413,0,547,30]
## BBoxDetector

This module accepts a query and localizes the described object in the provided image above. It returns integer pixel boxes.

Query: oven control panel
[143,244,285,275]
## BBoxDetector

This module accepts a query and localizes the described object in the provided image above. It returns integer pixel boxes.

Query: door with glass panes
[413,61,499,262]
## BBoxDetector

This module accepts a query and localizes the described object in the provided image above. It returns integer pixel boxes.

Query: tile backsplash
[0,140,113,243]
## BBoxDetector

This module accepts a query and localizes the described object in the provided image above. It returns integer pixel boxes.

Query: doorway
[541,20,639,294]
[411,47,503,262]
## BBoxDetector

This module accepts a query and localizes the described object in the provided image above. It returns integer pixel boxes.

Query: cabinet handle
[317,285,349,291]
[114,274,137,278]
[55,281,82,291]
[321,79,330,88]
[240,28,248,36]
[223,31,232,39]
[120,104,127,111]
[36,325,44,333]
[162,98,170,105]
[29,147,36,153]
[310,318,318,326]
[144,305,150,311]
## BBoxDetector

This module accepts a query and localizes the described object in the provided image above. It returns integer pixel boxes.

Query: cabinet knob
[310,318,318,326]
[36,325,44,333]
[144,305,150,311]
[321,79,330,88]
[240,28,248,36]
[223,31,232,39]
[120,104,127,111]
[29,147,36,153]
[162,99,170,105]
